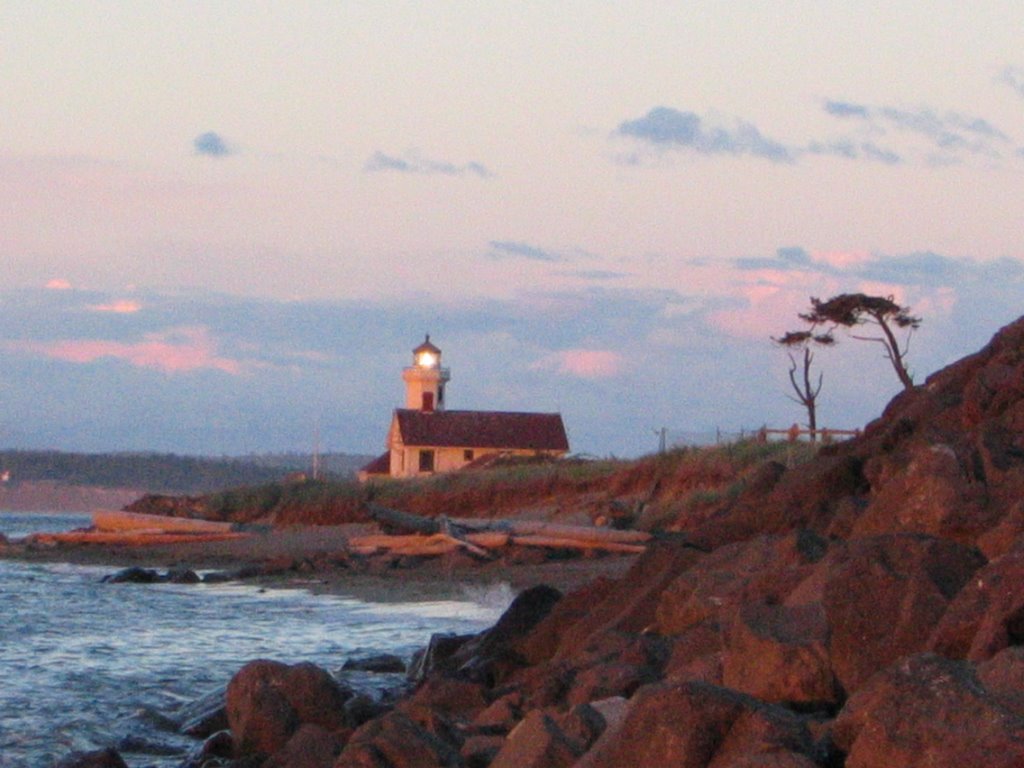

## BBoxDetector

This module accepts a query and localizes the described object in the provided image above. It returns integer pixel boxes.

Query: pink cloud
[87,299,142,313]
[532,349,624,379]
[19,327,241,375]
[810,250,874,269]
[45,278,73,290]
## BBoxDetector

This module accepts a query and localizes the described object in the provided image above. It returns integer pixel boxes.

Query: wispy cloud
[821,99,1010,161]
[997,66,1024,99]
[193,132,232,158]
[364,150,492,178]
[487,240,563,262]
[616,97,1012,168]
[87,299,142,314]
[616,107,793,163]
[45,278,73,290]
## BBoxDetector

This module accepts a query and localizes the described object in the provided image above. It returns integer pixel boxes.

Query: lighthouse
[401,334,450,412]
[358,334,569,480]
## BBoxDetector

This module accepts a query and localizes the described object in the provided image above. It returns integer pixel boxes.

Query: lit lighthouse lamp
[404,335,449,412]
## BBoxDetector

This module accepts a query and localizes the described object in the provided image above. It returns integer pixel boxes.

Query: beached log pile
[351,504,650,559]
[25,510,252,547]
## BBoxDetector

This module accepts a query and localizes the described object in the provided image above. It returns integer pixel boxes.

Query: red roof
[359,451,391,475]
[394,409,569,452]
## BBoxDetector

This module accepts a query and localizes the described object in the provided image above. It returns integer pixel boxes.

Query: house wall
[388,443,563,478]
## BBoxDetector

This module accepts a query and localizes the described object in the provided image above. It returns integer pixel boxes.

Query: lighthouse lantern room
[402,334,450,412]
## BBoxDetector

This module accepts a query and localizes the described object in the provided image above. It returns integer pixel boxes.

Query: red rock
[976,646,1024,718]
[262,723,347,768]
[549,540,702,661]
[832,653,1024,768]
[334,710,462,768]
[226,659,351,758]
[460,733,506,767]
[517,577,616,666]
[663,618,724,682]
[488,709,584,768]
[819,534,984,694]
[929,550,1024,661]
[656,532,825,636]
[852,443,991,542]
[689,455,866,549]
[576,680,814,768]
[721,601,836,706]
[565,661,650,706]
[407,677,487,718]
[472,691,523,733]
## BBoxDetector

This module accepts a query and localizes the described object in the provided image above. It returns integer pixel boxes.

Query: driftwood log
[355,504,650,558]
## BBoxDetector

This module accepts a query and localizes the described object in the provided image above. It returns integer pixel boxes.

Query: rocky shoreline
[36,315,1024,767]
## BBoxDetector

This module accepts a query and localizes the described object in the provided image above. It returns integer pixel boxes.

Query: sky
[2,2,1023,458]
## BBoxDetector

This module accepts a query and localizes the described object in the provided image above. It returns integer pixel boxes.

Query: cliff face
[672,314,1024,558]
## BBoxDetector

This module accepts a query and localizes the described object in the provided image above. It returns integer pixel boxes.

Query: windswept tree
[772,329,835,440]
[800,293,921,391]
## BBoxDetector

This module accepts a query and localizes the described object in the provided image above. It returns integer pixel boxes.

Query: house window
[418,449,435,473]
[463,449,474,462]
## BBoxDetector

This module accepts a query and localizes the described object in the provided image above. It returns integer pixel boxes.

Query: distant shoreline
[0,481,142,513]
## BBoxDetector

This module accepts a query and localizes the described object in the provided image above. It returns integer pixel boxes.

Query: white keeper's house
[359,336,570,480]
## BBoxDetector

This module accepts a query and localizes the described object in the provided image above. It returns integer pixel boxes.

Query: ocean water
[0,512,511,767]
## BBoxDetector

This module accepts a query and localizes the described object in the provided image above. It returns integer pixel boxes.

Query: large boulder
[488,709,585,768]
[815,533,984,695]
[832,653,1024,767]
[721,601,836,707]
[929,549,1024,661]
[226,659,352,758]
[576,680,817,768]
[655,531,826,636]
[334,709,462,767]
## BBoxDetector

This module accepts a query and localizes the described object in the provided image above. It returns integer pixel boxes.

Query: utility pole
[312,419,322,481]
[653,427,667,453]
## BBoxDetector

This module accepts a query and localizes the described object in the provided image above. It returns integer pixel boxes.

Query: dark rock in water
[179,730,234,768]
[52,748,129,768]
[408,632,476,683]
[166,566,201,584]
[114,734,183,756]
[102,566,164,584]
[175,684,228,736]
[343,692,392,728]
[131,705,180,733]
[447,584,563,685]
[342,652,407,673]
[201,570,234,583]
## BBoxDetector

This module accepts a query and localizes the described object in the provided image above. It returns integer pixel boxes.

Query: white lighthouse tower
[402,334,450,412]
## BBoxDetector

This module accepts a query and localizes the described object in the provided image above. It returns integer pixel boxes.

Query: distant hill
[0,450,374,497]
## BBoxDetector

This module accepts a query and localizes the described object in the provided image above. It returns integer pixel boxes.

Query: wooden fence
[757,425,861,444]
